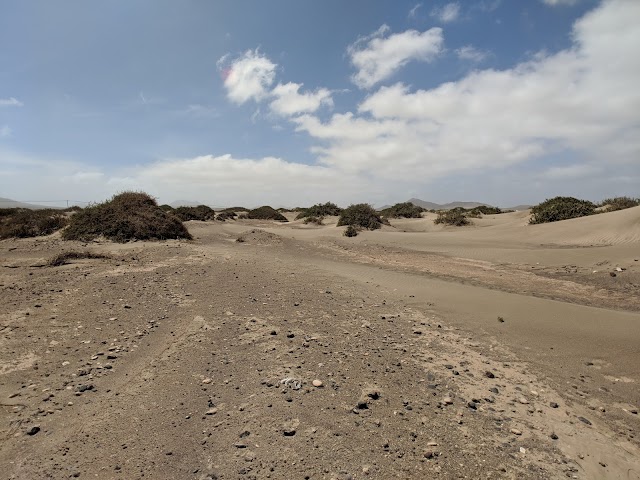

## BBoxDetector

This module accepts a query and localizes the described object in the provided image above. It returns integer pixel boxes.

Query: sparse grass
[62,191,192,242]
[337,204,382,230]
[529,196,595,224]
[0,208,69,239]
[344,225,359,237]
[599,196,640,212]
[247,206,288,222]
[295,202,342,220]
[379,202,424,218]
[173,205,216,221]
[303,216,324,225]
[48,251,110,267]
[434,210,471,226]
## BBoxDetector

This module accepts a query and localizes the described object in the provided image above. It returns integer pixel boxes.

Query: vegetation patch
[159,204,174,212]
[62,192,192,242]
[303,216,324,225]
[295,202,342,220]
[599,196,640,212]
[337,204,383,230]
[48,251,111,267]
[221,207,249,213]
[247,206,288,222]
[0,208,69,239]
[343,225,359,237]
[434,209,471,226]
[216,211,236,221]
[529,196,595,224]
[469,205,503,216]
[173,205,216,221]
[379,202,424,219]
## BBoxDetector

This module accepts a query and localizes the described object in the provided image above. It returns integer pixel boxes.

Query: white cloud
[408,3,422,18]
[431,3,461,23]
[296,0,640,181]
[348,25,444,89]
[543,0,579,6]
[269,82,333,116]
[0,126,11,138]
[0,97,23,107]
[455,45,489,62]
[543,164,600,179]
[218,49,277,104]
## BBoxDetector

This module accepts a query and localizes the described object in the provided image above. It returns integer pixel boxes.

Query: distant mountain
[0,197,59,209]
[170,200,205,208]
[505,204,532,211]
[406,198,492,211]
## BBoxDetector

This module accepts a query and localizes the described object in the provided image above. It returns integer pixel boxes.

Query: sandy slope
[1,209,639,479]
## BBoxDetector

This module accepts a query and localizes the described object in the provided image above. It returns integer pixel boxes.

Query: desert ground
[1,207,639,479]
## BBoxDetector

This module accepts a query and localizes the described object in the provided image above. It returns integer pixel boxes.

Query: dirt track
[1,218,640,479]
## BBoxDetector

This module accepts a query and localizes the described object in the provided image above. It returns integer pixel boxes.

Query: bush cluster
[337,204,382,230]
[0,208,69,239]
[434,210,471,226]
[247,206,288,222]
[173,205,216,221]
[343,225,359,237]
[599,196,640,212]
[296,202,343,220]
[379,202,424,219]
[529,196,595,224]
[303,216,324,225]
[62,192,192,242]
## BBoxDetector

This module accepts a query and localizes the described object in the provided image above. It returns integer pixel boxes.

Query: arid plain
[1,206,639,479]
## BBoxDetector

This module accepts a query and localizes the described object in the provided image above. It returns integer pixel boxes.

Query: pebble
[202,378,212,384]
[423,450,435,459]
[550,402,559,408]
[443,397,453,405]
[510,428,522,435]
[467,401,477,410]
[312,379,323,387]
[578,416,592,426]
[550,432,559,440]
[485,371,495,379]
[517,397,529,404]
[26,425,40,436]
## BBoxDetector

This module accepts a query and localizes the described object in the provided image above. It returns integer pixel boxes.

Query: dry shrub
[337,204,382,230]
[379,202,424,218]
[247,206,288,222]
[0,208,68,239]
[62,191,192,242]
[296,202,342,220]
[48,251,110,266]
[173,205,216,221]
[434,210,471,226]
[529,197,595,224]
[303,216,324,225]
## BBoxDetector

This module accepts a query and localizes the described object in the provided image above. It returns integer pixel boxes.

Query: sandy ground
[1,207,639,479]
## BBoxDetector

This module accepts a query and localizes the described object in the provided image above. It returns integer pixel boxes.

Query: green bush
[599,196,640,212]
[469,205,502,216]
[434,210,471,226]
[296,202,342,220]
[303,216,324,225]
[221,206,249,213]
[62,192,192,242]
[247,206,288,222]
[379,202,424,218]
[344,225,359,237]
[216,211,236,221]
[0,208,69,239]
[173,205,216,221]
[337,204,383,230]
[159,204,174,212]
[529,196,595,224]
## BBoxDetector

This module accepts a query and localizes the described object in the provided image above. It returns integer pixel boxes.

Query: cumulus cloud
[0,97,23,107]
[455,45,490,62]
[217,49,277,104]
[431,3,461,23]
[269,82,333,116]
[348,25,444,89]
[297,0,640,181]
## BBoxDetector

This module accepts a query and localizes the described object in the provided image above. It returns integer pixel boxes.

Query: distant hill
[404,198,492,210]
[170,200,206,208]
[0,197,59,209]
[506,204,532,211]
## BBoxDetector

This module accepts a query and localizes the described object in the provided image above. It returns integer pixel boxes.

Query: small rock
[423,450,435,459]
[26,425,40,436]
[485,371,495,379]
[489,387,499,394]
[550,402,559,408]
[517,397,529,404]
[443,397,453,405]
[467,401,477,410]
[202,378,212,384]
[312,379,323,387]
[578,416,592,426]
[205,408,218,415]
[550,432,559,440]
[510,428,522,435]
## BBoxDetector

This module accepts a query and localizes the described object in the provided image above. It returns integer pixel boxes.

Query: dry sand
[1,207,639,479]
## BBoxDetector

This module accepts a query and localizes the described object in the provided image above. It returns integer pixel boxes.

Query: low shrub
[303,216,324,225]
[296,202,342,220]
[469,205,502,216]
[173,205,216,221]
[434,210,471,226]
[62,191,192,242]
[64,205,84,213]
[599,196,640,212]
[220,207,249,213]
[0,208,69,239]
[48,251,110,266]
[216,211,236,221]
[159,204,174,212]
[337,204,382,230]
[379,202,424,218]
[529,196,595,224]
[344,225,359,237]
[247,206,288,222]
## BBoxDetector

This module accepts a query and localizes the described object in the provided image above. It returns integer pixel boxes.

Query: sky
[1,0,638,208]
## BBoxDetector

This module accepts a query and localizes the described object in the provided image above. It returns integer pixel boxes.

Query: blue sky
[1,0,638,207]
